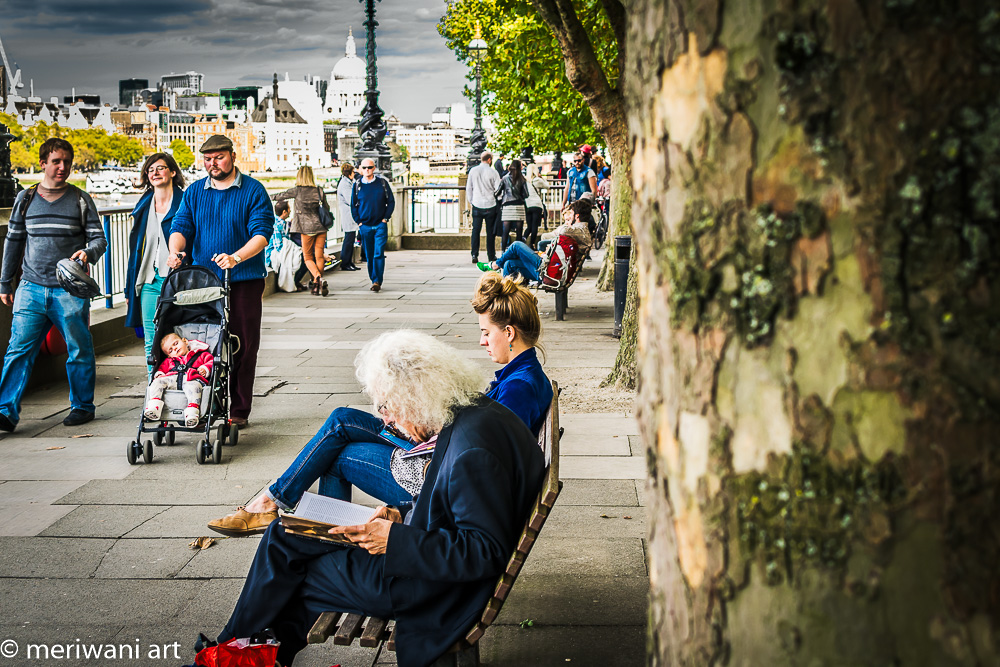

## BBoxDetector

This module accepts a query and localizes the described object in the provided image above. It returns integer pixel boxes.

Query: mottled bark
[627,0,1000,665]
[604,241,638,390]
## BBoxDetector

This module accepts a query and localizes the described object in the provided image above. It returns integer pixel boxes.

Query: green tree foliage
[0,113,146,171]
[170,139,196,169]
[438,0,617,154]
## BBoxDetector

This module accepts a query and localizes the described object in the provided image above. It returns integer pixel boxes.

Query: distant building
[63,93,100,106]
[324,29,365,124]
[251,73,328,170]
[119,78,148,106]
[160,111,198,152]
[220,86,261,111]
[394,125,458,159]
[175,94,221,113]
[162,71,204,95]
[195,115,262,172]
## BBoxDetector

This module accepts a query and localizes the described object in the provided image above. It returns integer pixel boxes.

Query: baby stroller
[126,265,239,465]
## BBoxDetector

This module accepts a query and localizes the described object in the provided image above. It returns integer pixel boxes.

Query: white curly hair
[354,329,484,434]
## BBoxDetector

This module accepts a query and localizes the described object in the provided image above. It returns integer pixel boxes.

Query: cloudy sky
[1,0,469,122]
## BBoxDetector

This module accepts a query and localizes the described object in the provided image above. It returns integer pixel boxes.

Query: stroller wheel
[212,437,223,464]
[126,440,140,465]
[228,423,239,448]
[196,439,210,465]
[143,440,154,464]
[153,430,163,447]
[165,429,176,446]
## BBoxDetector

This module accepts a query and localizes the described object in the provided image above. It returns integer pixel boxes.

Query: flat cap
[199,134,234,153]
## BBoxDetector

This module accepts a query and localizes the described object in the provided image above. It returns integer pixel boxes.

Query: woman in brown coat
[274,166,332,296]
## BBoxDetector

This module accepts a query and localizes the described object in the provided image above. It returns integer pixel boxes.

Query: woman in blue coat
[207,273,552,537]
[124,153,185,373]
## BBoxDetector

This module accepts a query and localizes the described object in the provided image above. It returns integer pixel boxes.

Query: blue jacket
[350,175,395,225]
[170,171,274,283]
[485,347,553,437]
[124,187,184,329]
[386,399,544,666]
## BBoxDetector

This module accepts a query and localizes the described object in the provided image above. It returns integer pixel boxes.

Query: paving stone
[0,503,80,537]
[518,536,646,577]
[561,455,647,479]
[95,538,198,579]
[0,537,113,578]
[494,575,649,626]
[0,579,203,626]
[55,480,271,506]
[540,504,646,539]
[123,505,258,538]
[559,433,631,457]
[556,479,639,507]
[175,536,261,578]
[41,505,169,538]
[478,625,644,665]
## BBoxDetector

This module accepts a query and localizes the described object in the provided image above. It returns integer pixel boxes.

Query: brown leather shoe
[321,280,329,297]
[207,506,278,537]
[370,282,381,293]
[231,417,248,428]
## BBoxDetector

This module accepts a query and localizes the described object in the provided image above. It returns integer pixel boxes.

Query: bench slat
[333,613,365,646]
[386,625,397,652]
[360,617,389,648]
[307,611,341,644]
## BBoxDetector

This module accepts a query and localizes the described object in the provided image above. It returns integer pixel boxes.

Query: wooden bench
[540,248,587,321]
[307,382,563,666]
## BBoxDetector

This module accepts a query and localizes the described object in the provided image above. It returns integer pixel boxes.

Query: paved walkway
[0,249,645,667]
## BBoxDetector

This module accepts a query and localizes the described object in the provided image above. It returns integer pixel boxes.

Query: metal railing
[404,185,463,233]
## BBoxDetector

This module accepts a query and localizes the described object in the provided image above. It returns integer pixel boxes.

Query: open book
[280,492,376,546]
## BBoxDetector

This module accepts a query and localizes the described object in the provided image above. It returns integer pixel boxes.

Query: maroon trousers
[229,279,264,420]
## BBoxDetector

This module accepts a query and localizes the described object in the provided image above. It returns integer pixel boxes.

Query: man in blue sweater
[0,138,107,431]
[167,135,272,427]
[350,158,395,292]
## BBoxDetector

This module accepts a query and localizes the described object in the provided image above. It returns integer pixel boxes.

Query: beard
[209,165,234,181]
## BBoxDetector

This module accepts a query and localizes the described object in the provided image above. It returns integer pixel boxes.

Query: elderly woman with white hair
[215,329,544,667]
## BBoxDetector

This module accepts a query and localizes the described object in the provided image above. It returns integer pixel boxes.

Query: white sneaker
[144,398,163,422]
[184,406,201,427]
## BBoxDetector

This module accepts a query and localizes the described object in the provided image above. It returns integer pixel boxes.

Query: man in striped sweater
[167,135,273,428]
[0,138,107,432]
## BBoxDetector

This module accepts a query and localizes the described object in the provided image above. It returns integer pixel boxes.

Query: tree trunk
[596,136,632,291]
[627,1,1000,665]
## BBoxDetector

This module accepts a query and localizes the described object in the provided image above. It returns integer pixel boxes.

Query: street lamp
[466,23,488,173]
[355,0,391,177]
[0,121,19,208]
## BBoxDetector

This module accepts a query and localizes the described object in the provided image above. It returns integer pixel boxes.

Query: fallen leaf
[623,515,633,520]
[112,354,126,357]
[600,514,617,519]
[188,536,216,550]
[114,376,120,380]
[71,434,95,439]
[518,618,534,629]
[46,446,65,450]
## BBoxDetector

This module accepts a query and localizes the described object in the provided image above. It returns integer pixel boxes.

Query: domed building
[324,29,366,124]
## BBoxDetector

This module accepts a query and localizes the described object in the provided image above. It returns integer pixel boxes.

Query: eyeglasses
[147,165,171,174]
[361,166,375,170]
[377,403,388,416]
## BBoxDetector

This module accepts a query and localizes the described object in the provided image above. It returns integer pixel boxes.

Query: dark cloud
[1,1,467,122]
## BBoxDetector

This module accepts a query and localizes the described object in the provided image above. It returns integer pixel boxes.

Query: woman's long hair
[508,159,525,190]
[296,165,317,188]
[139,153,185,191]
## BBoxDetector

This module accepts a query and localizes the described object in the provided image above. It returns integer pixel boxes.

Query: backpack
[539,235,581,289]
[352,173,391,203]
[16,184,88,226]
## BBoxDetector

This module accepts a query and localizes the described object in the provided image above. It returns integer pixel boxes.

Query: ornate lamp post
[465,24,488,173]
[355,0,391,178]
[0,122,19,208]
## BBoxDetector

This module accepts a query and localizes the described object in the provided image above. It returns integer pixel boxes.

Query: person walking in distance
[466,151,502,264]
[350,159,395,293]
[561,151,597,208]
[273,166,332,296]
[0,138,107,432]
[336,163,361,271]
[496,159,529,251]
[167,135,273,429]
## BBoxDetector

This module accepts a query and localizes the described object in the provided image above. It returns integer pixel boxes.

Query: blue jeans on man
[358,223,387,286]
[0,281,96,425]
[496,241,542,283]
[266,407,412,510]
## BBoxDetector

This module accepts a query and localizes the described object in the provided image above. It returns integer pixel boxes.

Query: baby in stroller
[144,333,214,426]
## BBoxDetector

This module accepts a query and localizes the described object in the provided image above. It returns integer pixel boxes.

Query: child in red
[144,333,214,426]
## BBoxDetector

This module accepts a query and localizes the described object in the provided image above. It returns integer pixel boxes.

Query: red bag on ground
[192,634,280,667]
[40,326,68,357]
[541,235,580,289]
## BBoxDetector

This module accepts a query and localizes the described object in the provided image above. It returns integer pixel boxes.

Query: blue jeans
[497,241,541,282]
[358,222,387,285]
[267,407,412,510]
[139,274,166,373]
[0,280,96,424]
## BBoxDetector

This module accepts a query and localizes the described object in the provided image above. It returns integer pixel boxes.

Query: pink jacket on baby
[154,339,214,384]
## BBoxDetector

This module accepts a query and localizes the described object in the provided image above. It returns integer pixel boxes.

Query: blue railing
[93,205,133,308]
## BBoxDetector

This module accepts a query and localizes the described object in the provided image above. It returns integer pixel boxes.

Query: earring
[509,342,513,352]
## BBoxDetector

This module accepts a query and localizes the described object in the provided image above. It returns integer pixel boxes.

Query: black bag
[316,186,334,230]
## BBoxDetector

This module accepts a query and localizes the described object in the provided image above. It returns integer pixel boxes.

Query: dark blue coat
[124,187,183,329]
[485,347,553,437]
[385,398,544,665]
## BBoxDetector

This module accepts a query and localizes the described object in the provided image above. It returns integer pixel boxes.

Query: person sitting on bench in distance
[212,329,545,667]
[207,275,551,537]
